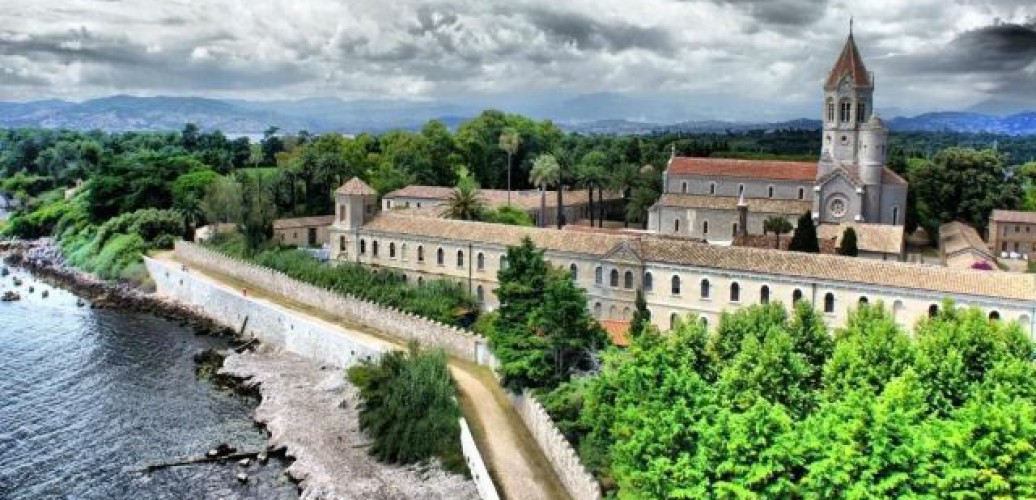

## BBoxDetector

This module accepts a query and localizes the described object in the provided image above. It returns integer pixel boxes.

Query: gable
[602,240,643,264]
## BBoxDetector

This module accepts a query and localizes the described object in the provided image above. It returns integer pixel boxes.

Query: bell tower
[820,23,874,169]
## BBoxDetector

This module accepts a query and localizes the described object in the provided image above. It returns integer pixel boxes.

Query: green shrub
[347,344,468,475]
[481,205,534,226]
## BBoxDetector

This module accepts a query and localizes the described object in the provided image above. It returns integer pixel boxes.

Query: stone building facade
[273,215,334,247]
[989,210,1036,258]
[649,31,908,243]
[329,178,1035,337]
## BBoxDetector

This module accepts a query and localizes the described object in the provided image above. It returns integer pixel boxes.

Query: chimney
[737,191,748,238]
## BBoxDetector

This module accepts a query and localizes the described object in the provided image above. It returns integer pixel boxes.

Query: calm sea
[0,267,297,499]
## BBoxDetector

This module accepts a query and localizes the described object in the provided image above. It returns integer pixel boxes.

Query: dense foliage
[484,237,607,391]
[346,344,467,475]
[542,301,1036,497]
[789,212,819,253]
[208,235,476,326]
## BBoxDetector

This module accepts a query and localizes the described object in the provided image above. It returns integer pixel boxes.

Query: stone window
[798,187,805,200]
[859,296,869,306]
[793,288,803,303]
[989,311,1000,321]
[417,276,424,286]
[457,250,464,268]
[730,282,740,302]
[824,293,835,313]
[732,223,738,237]
[760,285,770,304]
[624,271,634,289]
[892,206,900,225]
[767,186,774,198]
[622,307,631,320]
[857,102,866,123]
[500,255,508,270]
[826,98,835,122]
[372,240,379,257]
[595,266,603,284]
[570,263,578,281]
[674,219,680,233]
[829,198,847,218]
[644,272,653,292]
[610,269,619,287]
[417,245,424,262]
[593,303,602,318]
[929,304,939,317]
[840,100,852,123]
[709,183,716,195]
[703,220,709,235]
[671,275,682,295]
[700,278,710,299]
[360,239,367,255]
[477,252,485,271]
[389,242,396,259]
[670,313,679,330]
[437,248,444,266]
[476,285,484,304]
[681,181,688,194]
[339,236,346,252]
[338,205,345,221]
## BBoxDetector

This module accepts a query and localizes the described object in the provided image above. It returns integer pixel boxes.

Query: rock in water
[256,452,268,464]
[236,472,249,484]
[207,449,219,458]
[237,458,251,467]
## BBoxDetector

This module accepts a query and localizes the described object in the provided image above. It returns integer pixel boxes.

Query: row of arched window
[357,238,506,271]
[677,181,807,201]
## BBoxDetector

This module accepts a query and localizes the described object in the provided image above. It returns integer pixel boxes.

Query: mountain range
[0,94,1034,136]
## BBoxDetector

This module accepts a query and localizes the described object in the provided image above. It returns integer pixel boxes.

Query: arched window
[674,219,680,233]
[767,185,774,198]
[859,296,869,306]
[609,305,617,318]
[477,252,485,271]
[417,276,424,286]
[417,245,424,262]
[624,271,634,289]
[437,248,444,266]
[840,99,852,123]
[989,310,1000,321]
[681,181,688,193]
[929,304,939,318]
[857,102,866,123]
[476,285,485,304]
[360,239,367,255]
[703,220,710,235]
[670,313,679,330]
[457,250,464,267]
[797,187,805,200]
[760,285,770,304]
[671,275,682,295]
[824,293,835,313]
[401,244,407,260]
[793,289,803,303]
[738,184,745,195]
[622,307,631,320]
[339,236,346,252]
[610,269,619,287]
[372,240,379,257]
[500,255,508,270]
[644,272,653,292]
[595,266,603,284]
[826,98,835,122]
[730,282,740,302]
[389,242,396,258]
[892,206,900,225]
[570,263,578,281]
[700,278,710,299]
[709,183,716,195]
[593,302,602,318]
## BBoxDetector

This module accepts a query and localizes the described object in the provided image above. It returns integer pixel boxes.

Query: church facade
[648,32,907,245]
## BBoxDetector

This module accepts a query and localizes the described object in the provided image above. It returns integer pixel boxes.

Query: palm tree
[499,129,522,205]
[611,163,640,228]
[576,151,606,227]
[443,178,485,221]
[530,154,561,228]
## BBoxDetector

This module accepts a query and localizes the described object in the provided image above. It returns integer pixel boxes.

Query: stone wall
[459,418,501,500]
[511,390,602,500]
[173,241,497,368]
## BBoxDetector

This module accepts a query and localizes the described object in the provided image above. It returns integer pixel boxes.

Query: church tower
[819,26,874,177]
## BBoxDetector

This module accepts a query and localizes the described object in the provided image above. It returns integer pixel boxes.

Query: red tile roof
[991,210,1036,224]
[599,320,631,347]
[336,177,377,195]
[825,33,872,90]
[667,157,818,182]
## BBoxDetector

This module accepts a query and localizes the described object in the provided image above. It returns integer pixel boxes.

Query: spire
[824,26,872,90]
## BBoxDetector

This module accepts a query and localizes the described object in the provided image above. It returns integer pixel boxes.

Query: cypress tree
[630,289,651,337]
[789,212,820,253]
[839,227,859,256]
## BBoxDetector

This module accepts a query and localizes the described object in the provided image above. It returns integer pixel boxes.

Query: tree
[237,173,277,253]
[789,211,820,253]
[629,289,651,337]
[499,128,522,204]
[536,270,608,383]
[530,154,561,228]
[763,215,793,249]
[839,227,859,256]
[576,151,606,227]
[443,169,485,221]
[260,126,284,164]
[200,176,242,224]
[910,148,1023,238]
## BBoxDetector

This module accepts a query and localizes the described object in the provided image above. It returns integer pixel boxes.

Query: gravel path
[223,347,479,500]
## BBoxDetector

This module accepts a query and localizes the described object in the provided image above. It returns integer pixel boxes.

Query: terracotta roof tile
[940,221,993,260]
[599,320,631,347]
[335,177,377,195]
[991,210,1036,224]
[273,215,335,229]
[667,157,818,182]
[655,193,811,215]
[383,185,621,211]
[825,33,872,90]
[817,223,904,255]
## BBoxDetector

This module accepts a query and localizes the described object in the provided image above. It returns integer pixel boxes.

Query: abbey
[648,31,907,248]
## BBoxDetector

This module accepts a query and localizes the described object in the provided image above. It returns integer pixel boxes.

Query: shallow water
[0,268,298,499]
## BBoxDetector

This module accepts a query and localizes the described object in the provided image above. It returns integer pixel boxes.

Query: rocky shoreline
[1,239,236,338]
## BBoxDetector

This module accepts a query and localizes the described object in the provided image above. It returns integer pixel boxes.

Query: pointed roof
[824,33,872,90]
[336,177,377,195]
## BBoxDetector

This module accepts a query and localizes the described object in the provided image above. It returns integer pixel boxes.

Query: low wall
[174,241,498,367]
[146,256,501,500]
[460,418,500,500]
[511,390,602,500]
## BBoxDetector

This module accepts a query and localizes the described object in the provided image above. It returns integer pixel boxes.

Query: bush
[347,344,468,475]
[481,206,534,226]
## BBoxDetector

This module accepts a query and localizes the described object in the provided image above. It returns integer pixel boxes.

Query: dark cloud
[519,6,675,54]
[886,22,1036,74]
[700,0,829,27]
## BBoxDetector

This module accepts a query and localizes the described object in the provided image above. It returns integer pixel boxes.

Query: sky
[0,0,1034,120]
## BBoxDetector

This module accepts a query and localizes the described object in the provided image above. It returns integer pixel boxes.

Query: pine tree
[789,211,820,253]
[629,289,651,337]
[839,227,859,256]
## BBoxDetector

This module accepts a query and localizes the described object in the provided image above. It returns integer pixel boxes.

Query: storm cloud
[0,0,1032,119]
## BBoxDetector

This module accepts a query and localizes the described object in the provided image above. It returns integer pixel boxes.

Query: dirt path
[154,252,568,500]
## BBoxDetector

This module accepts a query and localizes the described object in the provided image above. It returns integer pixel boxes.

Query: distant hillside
[0,95,1033,135]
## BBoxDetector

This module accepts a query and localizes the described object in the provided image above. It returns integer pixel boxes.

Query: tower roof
[824,32,872,90]
[336,177,377,195]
